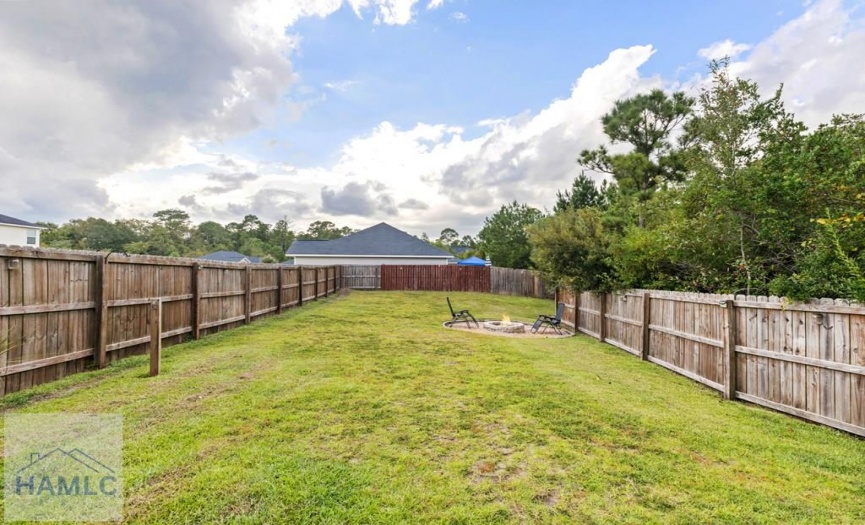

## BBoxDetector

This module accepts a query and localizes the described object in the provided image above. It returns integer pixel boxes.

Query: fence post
[598,292,607,342]
[149,299,162,377]
[723,299,737,400]
[94,254,108,368]
[191,262,201,339]
[244,265,252,324]
[641,292,651,361]
[297,268,303,307]
[276,267,283,315]
[95,254,108,368]
[574,291,580,332]
[324,267,329,297]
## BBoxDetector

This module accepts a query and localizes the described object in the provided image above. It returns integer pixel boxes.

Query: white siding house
[286,223,452,266]
[0,214,43,247]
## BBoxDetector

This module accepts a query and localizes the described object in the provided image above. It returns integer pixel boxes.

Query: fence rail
[558,288,865,437]
[0,246,340,395]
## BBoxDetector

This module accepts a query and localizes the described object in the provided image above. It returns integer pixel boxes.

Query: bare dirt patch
[444,321,572,339]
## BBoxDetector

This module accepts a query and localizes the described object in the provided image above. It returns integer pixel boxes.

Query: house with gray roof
[200,250,262,264]
[0,213,44,247]
[285,222,452,266]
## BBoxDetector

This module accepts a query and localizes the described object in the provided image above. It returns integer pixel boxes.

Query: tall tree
[478,201,544,269]
[152,209,191,233]
[271,217,295,256]
[680,59,805,294]
[192,221,231,253]
[528,207,614,291]
[579,89,694,225]
[298,221,355,240]
[554,172,611,213]
[437,228,459,247]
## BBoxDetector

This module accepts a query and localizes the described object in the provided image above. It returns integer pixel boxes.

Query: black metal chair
[447,297,479,328]
[531,302,565,334]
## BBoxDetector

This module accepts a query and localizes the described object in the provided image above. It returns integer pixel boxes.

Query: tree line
[525,60,865,301]
[38,212,486,263]
[38,213,359,263]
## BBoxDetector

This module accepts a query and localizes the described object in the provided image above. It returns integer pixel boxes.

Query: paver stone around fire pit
[482,320,526,334]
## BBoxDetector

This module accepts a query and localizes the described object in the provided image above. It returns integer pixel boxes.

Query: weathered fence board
[0,246,340,395]
[558,288,865,437]
[490,267,549,298]
[341,265,381,289]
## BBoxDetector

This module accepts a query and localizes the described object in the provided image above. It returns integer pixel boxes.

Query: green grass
[2,291,864,523]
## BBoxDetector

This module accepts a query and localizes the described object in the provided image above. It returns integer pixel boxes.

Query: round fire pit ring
[442,319,572,338]
[482,320,526,334]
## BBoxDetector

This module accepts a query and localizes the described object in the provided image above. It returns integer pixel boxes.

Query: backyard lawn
[2,291,864,523]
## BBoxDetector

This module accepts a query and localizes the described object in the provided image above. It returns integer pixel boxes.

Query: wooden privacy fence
[0,246,340,395]
[381,265,490,292]
[342,264,550,298]
[341,265,381,289]
[491,267,550,297]
[558,288,865,437]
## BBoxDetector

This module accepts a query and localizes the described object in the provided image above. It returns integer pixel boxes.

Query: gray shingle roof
[200,251,262,263]
[0,214,41,228]
[286,223,451,257]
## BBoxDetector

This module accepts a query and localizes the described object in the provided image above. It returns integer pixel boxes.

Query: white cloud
[324,80,361,92]
[427,0,444,9]
[697,39,752,60]
[450,11,469,23]
[728,0,865,127]
[103,45,660,235]
[0,0,426,222]
[349,0,421,25]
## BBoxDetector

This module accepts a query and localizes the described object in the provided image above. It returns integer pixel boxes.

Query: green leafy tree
[767,114,865,300]
[679,59,806,294]
[437,228,459,247]
[554,172,612,212]
[271,218,295,257]
[528,207,614,291]
[152,209,191,232]
[42,218,139,252]
[36,222,63,246]
[579,89,694,226]
[193,221,231,252]
[298,221,356,240]
[478,201,544,269]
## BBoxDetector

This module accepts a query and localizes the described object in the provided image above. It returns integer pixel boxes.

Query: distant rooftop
[199,250,261,263]
[286,223,451,257]
[0,213,42,228]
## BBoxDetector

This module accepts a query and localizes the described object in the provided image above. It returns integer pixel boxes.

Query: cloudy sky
[1,0,863,237]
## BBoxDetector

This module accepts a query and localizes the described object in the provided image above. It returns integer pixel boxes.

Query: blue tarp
[457,256,487,266]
